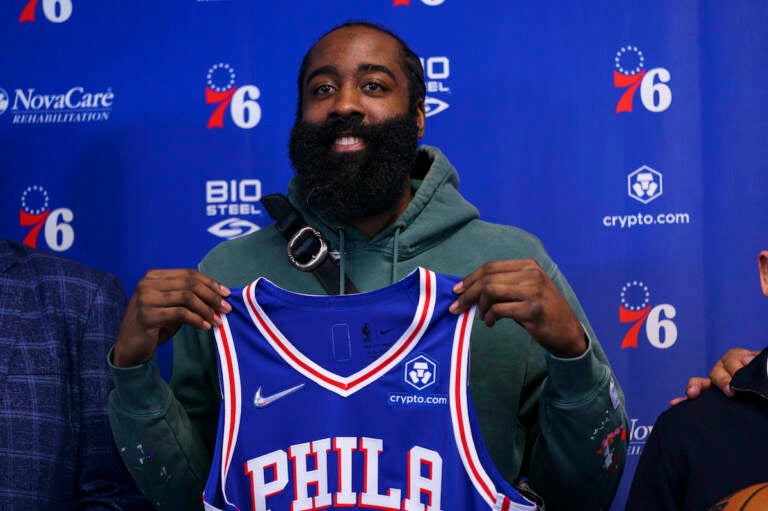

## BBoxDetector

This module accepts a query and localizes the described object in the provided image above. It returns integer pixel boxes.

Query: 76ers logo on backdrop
[619,281,678,349]
[205,63,261,129]
[613,46,672,113]
[19,185,75,252]
[19,0,72,23]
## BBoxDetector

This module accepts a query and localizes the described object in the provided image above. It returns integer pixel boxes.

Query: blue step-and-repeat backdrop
[1,1,767,508]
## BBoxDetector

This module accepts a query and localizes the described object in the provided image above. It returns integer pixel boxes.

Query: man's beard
[288,114,419,222]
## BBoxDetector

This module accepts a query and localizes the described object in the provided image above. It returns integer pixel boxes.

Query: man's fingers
[138,290,230,329]
[685,377,711,398]
[741,352,759,365]
[669,396,687,406]
[670,376,710,406]
[135,271,231,315]
[152,306,220,332]
[453,260,538,293]
[113,269,232,368]
[451,262,538,314]
[142,269,230,297]
[710,362,736,397]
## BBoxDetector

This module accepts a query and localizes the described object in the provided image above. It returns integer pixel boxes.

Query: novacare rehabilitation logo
[4,86,114,124]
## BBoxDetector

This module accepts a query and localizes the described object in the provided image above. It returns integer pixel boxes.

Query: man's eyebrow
[305,65,339,86]
[304,63,398,86]
[357,63,397,82]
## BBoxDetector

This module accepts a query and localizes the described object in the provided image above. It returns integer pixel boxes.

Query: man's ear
[759,250,768,298]
[415,98,426,138]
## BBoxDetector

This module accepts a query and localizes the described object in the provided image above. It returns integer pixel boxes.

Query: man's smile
[333,135,365,152]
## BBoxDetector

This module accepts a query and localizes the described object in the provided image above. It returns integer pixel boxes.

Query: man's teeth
[336,136,361,146]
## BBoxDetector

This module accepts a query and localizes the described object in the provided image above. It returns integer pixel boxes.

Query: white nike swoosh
[253,383,305,408]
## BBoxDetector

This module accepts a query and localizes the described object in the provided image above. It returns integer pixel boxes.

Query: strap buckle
[287,226,328,271]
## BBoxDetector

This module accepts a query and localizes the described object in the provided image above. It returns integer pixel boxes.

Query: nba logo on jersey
[203,267,538,511]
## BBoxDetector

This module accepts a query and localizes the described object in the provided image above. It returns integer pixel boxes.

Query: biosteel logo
[420,56,451,117]
[205,63,262,129]
[205,179,262,240]
[19,0,72,23]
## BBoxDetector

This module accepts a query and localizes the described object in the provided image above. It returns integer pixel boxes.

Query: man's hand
[112,269,231,367]
[669,348,760,405]
[449,260,586,358]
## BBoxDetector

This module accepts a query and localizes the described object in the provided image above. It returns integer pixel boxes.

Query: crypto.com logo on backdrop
[19,185,75,252]
[613,45,672,113]
[619,280,678,350]
[393,0,445,6]
[628,165,662,204]
[19,0,72,23]
[601,165,691,229]
[205,63,262,129]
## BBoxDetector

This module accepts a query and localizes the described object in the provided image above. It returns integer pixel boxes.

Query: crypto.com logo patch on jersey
[205,179,262,240]
[404,354,438,391]
[613,45,672,113]
[420,56,452,117]
[393,0,445,6]
[628,165,662,204]
[619,281,678,350]
[19,185,75,252]
[205,63,262,129]
[19,0,72,23]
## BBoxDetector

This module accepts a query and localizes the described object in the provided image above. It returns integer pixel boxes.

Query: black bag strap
[261,194,359,295]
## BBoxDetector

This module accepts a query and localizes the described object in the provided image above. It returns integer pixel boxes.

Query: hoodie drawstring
[391,225,403,285]
[337,227,347,295]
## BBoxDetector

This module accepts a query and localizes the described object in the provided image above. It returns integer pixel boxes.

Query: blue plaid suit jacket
[0,240,151,509]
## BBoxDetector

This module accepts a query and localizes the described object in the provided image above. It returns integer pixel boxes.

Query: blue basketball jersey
[203,267,538,511]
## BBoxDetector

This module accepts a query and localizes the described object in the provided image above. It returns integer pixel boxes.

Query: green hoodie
[109,145,627,510]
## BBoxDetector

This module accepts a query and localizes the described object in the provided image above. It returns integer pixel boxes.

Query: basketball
[711,483,768,511]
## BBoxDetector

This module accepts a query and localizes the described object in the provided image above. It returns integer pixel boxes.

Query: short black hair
[296,21,426,118]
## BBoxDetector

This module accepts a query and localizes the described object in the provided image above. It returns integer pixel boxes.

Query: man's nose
[329,86,364,118]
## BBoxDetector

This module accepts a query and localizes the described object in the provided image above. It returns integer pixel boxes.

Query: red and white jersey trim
[212,312,243,511]
[242,267,437,398]
[449,307,537,511]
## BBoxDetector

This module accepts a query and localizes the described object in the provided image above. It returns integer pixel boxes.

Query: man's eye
[363,82,385,92]
[313,84,334,95]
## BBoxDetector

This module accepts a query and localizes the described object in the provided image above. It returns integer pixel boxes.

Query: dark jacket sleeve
[75,272,154,509]
[625,409,686,511]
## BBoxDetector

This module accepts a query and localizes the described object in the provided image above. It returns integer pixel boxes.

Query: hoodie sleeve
[522,264,629,511]
[108,323,218,510]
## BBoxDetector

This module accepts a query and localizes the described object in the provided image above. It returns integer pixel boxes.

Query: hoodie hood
[285,145,479,263]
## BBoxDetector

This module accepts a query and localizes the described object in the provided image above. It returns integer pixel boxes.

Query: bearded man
[109,22,627,511]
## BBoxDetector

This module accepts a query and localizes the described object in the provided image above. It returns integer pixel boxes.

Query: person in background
[0,239,152,509]
[625,250,768,510]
